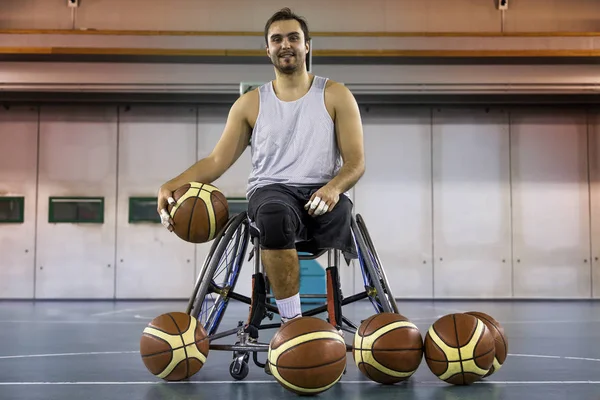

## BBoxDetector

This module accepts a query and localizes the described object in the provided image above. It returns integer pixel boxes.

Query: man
[157,8,365,326]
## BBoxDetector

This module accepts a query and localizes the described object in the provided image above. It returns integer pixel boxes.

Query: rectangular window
[0,197,25,223]
[49,197,104,223]
[128,197,160,223]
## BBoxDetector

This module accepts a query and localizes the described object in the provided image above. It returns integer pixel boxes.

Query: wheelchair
[185,209,399,381]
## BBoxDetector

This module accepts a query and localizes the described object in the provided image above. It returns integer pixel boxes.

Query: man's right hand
[157,184,177,232]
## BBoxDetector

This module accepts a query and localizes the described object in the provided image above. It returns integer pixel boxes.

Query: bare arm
[305,83,365,216]
[163,94,254,189]
[328,84,365,193]
[157,91,255,225]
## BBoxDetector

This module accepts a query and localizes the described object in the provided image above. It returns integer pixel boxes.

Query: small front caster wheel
[230,359,249,380]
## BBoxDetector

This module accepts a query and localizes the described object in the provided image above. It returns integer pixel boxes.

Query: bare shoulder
[324,79,358,120]
[325,79,350,98]
[234,87,260,128]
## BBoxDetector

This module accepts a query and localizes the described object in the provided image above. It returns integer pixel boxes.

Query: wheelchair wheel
[186,211,250,335]
[352,213,399,314]
[229,353,250,381]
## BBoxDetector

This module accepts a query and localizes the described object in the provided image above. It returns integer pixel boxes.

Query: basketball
[168,182,229,243]
[268,316,347,395]
[140,312,210,381]
[465,311,508,377]
[423,313,495,385]
[352,312,423,384]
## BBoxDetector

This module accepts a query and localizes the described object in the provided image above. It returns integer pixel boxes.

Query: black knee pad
[255,202,297,250]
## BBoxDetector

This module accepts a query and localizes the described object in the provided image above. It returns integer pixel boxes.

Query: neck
[273,69,312,92]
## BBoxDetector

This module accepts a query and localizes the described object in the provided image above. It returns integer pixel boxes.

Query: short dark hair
[264,8,310,45]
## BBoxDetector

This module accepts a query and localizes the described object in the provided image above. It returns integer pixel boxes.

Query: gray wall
[2,0,600,32]
[1,103,599,300]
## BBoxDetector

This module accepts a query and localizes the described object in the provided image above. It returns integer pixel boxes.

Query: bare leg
[261,248,299,299]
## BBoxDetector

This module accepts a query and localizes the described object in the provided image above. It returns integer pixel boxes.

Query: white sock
[276,292,302,322]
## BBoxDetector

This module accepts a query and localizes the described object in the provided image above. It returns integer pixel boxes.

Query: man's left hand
[304,185,340,217]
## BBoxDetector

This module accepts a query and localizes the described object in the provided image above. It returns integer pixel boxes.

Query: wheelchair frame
[185,210,398,380]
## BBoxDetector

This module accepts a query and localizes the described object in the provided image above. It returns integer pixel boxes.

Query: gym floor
[0,299,598,400]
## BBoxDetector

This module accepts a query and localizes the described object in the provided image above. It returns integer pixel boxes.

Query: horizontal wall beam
[3,82,600,95]
[2,30,600,64]
[1,62,599,87]
[2,92,600,106]
[2,61,600,102]
[3,29,600,37]
[4,48,600,59]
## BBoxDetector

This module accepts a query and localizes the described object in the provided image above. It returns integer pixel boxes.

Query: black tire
[353,213,398,314]
[187,211,250,335]
[230,360,249,381]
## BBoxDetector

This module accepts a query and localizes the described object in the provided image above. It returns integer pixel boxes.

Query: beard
[272,52,304,74]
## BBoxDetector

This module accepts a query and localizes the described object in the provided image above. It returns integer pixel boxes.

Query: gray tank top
[246,75,342,198]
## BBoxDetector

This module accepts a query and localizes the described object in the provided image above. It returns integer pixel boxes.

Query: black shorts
[247,183,358,259]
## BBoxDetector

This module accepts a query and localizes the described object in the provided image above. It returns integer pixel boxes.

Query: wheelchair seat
[247,215,352,263]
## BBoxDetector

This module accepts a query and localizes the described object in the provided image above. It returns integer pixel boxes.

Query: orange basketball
[353,313,423,384]
[423,313,495,385]
[168,182,229,243]
[140,312,209,381]
[465,311,508,377]
[268,317,347,395]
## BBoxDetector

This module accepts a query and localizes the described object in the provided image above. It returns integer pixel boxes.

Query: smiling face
[266,19,310,75]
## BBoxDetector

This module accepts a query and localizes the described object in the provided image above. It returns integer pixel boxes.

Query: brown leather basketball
[465,311,508,377]
[268,317,347,395]
[168,182,229,243]
[353,312,423,384]
[140,312,209,381]
[424,313,495,385]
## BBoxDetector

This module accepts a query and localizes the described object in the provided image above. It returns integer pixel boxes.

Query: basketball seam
[272,327,341,350]
[359,362,378,383]
[211,191,228,210]
[167,313,190,379]
[358,316,376,373]
[204,193,212,241]
[359,356,420,374]
[273,319,295,341]
[357,314,380,383]
[169,184,189,219]
[428,330,449,362]
[469,313,507,357]
[141,336,209,358]
[194,337,209,356]
[211,192,228,236]
[463,316,478,348]
[359,315,376,376]
[276,333,345,355]
[472,325,486,369]
[471,345,496,373]
[425,344,494,363]
[273,353,346,370]
[147,324,179,337]
[370,322,415,348]
[363,319,415,340]
[199,185,214,242]
[187,192,200,242]
[354,348,422,352]
[430,325,454,349]
[360,314,378,336]
[476,346,496,360]
[451,314,465,383]
[423,332,453,362]
[140,334,173,358]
